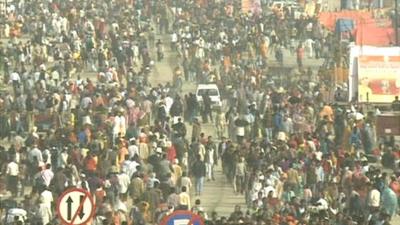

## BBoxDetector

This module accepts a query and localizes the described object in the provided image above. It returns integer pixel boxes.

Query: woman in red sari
[166,142,177,163]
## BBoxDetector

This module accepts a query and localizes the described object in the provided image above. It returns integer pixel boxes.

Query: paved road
[149,32,247,217]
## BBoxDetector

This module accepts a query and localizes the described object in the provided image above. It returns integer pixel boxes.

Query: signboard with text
[357,55,400,102]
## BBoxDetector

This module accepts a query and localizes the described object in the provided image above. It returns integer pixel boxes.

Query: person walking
[215,109,226,139]
[275,44,283,66]
[234,157,246,195]
[304,38,315,58]
[156,39,164,61]
[263,109,274,143]
[6,158,19,197]
[392,96,400,111]
[178,186,191,210]
[191,154,206,196]
[37,197,52,225]
[201,93,213,123]
[191,118,202,141]
[296,44,304,68]
[204,137,217,181]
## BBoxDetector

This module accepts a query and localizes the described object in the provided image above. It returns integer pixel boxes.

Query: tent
[354,25,395,46]
[319,11,372,31]
[319,11,394,46]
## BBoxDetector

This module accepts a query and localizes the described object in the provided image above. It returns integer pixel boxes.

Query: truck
[375,112,400,137]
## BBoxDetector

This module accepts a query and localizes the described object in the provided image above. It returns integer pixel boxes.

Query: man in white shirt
[57,148,69,168]
[315,197,329,211]
[6,159,19,196]
[164,95,174,114]
[265,169,279,187]
[9,71,20,83]
[171,32,178,50]
[367,183,381,211]
[117,172,131,201]
[113,113,126,144]
[80,95,93,109]
[128,138,139,159]
[122,159,139,179]
[40,187,53,214]
[38,198,52,225]
[132,44,140,65]
[51,70,60,86]
[304,38,315,58]
[9,71,21,91]
[262,184,276,199]
[41,164,54,187]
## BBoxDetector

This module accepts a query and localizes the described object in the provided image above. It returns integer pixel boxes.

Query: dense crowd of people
[0,0,399,225]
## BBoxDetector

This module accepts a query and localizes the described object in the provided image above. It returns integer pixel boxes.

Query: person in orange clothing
[84,151,97,173]
[223,56,231,73]
[271,213,281,225]
[139,201,151,223]
[166,142,177,163]
[119,141,129,166]
[296,44,304,68]
[319,104,334,122]
[260,39,269,62]
[83,126,92,143]
[286,215,298,225]
[111,210,121,225]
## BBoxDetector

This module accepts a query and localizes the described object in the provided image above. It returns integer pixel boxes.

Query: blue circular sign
[160,210,204,225]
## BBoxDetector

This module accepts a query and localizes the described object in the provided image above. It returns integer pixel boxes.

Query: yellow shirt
[179,192,191,209]
[70,113,75,127]
[358,85,372,102]
[173,164,183,185]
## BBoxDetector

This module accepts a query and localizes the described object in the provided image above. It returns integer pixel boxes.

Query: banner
[348,45,400,102]
[357,55,400,102]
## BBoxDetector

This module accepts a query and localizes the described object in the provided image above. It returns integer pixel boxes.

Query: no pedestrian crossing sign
[57,188,95,225]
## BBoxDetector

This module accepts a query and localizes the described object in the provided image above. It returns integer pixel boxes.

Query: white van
[195,83,222,108]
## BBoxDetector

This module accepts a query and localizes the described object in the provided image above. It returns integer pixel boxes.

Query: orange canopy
[318,11,373,31]
[319,10,394,46]
[354,25,395,46]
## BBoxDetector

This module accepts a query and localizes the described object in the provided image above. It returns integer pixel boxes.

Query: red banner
[358,56,400,102]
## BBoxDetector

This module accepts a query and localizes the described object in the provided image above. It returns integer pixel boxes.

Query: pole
[396,0,399,45]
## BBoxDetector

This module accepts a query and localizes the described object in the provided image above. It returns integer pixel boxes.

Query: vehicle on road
[195,83,222,108]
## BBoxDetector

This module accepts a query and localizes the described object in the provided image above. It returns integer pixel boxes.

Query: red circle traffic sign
[160,210,204,225]
[56,188,96,225]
